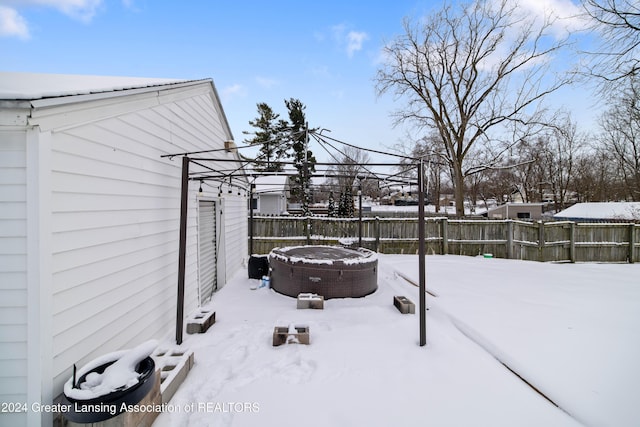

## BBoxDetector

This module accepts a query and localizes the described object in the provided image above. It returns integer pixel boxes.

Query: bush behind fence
[250,216,640,263]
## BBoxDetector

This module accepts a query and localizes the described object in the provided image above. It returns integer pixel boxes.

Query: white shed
[0,72,248,426]
[252,175,289,215]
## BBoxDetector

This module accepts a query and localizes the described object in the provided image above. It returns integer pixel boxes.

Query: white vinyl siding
[198,200,217,304]
[258,194,282,215]
[0,130,28,422]
[38,84,247,397]
[223,195,248,284]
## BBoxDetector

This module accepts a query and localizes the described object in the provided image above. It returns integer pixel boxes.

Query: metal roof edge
[29,79,211,109]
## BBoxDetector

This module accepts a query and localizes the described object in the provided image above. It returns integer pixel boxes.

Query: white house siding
[222,195,249,284]
[0,129,28,424]
[26,82,247,399]
[197,200,217,304]
[259,194,281,215]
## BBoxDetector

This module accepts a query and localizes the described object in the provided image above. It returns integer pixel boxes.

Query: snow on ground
[153,255,640,427]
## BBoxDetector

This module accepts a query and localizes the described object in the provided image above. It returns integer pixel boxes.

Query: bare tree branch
[376,0,572,216]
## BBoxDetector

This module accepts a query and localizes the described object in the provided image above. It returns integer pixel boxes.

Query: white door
[198,200,217,304]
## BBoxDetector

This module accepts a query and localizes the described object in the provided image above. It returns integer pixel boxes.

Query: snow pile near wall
[64,340,157,400]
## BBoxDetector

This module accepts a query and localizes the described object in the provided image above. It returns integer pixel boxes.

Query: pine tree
[243,103,288,172]
[337,191,346,217]
[345,186,355,217]
[284,98,316,215]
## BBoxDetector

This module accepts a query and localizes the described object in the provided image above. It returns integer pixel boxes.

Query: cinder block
[152,349,195,405]
[186,310,216,334]
[272,326,310,346]
[296,293,324,309]
[393,295,415,314]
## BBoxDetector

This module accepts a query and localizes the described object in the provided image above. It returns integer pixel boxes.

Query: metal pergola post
[249,183,255,255]
[358,183,363,248]
[176,156,190,345]
[418,158,427,346]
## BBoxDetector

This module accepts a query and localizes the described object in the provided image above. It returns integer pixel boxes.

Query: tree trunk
[452,162,465,217]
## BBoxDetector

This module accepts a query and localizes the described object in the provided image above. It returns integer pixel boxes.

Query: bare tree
[510,138,548,203]
[324,145,377,198]
[572,147,616,202]
[541,114,587,211]
[582,0,640,90]
[375,0,572,216]
[598,77,640,200]
[395,132,451,211]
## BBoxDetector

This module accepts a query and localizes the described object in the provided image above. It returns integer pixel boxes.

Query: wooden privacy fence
[250,216,640,263]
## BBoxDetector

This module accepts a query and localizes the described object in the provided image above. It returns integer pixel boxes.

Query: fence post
[570,222,576,263]
[506,220,513,259]
[538,221,545,262]
[440,218,448,255]
[375,216,380,253]
[629,224,636,264]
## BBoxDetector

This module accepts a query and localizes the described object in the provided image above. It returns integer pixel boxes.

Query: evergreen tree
[345,186,355,217]
[243,103,288,172]
[284,98,316,215]
[327,192,335,217]
[337,191,347,217]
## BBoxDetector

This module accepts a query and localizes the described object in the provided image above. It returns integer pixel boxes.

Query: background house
[0,72,247,426]
[485,202,545,220]
[252,175,289,215]
[554,202,640,222]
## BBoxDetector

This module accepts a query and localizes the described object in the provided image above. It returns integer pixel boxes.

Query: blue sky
[1,0,597,163]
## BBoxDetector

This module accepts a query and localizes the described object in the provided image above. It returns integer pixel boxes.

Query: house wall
[258,194,283,215]
[0,129,28,426]
[221,195,249,284]
[15,81,248,413]
[489,204,542,220]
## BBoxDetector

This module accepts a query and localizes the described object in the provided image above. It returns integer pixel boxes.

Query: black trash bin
[248,254,269,279]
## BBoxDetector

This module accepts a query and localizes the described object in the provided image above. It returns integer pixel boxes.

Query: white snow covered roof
[554,202,640,220]
[0,71,198,100]
[253,175,289,194]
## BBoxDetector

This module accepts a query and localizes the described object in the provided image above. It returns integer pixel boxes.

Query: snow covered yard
[152,255,640,427]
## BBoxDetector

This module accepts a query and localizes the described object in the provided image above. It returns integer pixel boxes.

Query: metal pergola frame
[162,131,429,347]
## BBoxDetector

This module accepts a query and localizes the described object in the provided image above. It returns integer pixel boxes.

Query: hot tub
[268,245,378,299]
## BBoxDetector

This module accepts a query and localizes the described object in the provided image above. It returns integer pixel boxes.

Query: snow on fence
[250,217,640,263]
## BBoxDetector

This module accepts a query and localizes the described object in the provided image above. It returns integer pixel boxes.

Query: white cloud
[0,0,103,32]
[346,31,369,58]
[490,0,587,38]
[0,5,29,39]
[255,76,278,89]
[330,23,369,58]
[221,84,247,102]
[309,65,331,78]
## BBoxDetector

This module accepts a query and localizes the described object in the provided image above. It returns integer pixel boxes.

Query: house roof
[253,175,289,194]
[0,71,197,101]
[0,71,234,142]
[554,202,640,220]
[487,202,544,211]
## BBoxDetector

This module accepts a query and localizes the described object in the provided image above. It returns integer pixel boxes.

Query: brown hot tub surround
[268,245,378,299]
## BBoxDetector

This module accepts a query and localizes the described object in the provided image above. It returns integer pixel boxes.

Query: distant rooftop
[0,71,196,100]
[253,175,289,194]
[554,202,640,220]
